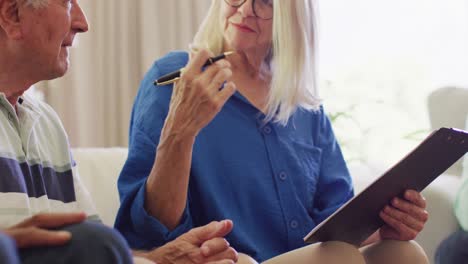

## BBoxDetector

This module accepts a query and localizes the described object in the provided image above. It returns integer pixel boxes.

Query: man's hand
[146,220,238,264]
[3,212,86,248]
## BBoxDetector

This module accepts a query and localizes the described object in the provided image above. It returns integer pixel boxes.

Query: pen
[154,51,235,86]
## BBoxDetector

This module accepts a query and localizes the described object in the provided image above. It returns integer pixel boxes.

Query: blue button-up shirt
[115,51,354,262]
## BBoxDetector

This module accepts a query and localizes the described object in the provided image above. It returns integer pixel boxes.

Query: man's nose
[71,2,89,33]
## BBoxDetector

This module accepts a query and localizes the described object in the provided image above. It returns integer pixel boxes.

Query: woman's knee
[263,241,365,264]
[320,241,366,264]
[237,253,259,264]
[362,240,428,264]
[398,240,428,264]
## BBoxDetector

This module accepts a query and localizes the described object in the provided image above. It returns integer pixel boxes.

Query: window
[318,0,468,167]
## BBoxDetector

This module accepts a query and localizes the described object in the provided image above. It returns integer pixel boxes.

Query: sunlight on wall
[317,0,468,168]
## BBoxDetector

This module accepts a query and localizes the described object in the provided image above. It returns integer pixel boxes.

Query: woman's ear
[0,0,22,40]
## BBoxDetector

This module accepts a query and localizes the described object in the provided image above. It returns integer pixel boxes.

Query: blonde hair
[193,0,321,125]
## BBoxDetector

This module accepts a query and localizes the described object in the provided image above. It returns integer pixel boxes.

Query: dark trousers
[1,221,133,264]
[0,231,18,264]
[435,229,468,264]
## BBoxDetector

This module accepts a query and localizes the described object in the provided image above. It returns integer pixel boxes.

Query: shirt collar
[0,91,35,106]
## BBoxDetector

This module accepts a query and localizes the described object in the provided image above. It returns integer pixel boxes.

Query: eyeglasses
[224,0,273,20]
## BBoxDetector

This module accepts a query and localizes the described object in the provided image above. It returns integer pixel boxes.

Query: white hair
[193,0,321,125]
[18,0,48,8]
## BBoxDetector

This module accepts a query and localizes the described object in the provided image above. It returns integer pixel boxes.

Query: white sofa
[73,87,468,264]
[72,150,462,264]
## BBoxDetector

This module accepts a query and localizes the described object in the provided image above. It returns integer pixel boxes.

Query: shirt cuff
[130,180,193,244]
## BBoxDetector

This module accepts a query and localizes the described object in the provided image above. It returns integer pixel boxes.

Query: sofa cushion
[72,148,128,226]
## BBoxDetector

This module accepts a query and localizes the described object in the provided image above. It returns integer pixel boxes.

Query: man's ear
[0,0,22,40]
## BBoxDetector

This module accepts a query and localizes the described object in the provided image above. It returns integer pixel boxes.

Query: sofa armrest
[455,178,468,231]
[415,175,461,263]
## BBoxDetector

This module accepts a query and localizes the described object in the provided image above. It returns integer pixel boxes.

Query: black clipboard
[304,127,468,246]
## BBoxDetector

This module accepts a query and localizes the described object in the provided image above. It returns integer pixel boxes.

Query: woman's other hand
[379,190,429,241]
[146,220,239,264]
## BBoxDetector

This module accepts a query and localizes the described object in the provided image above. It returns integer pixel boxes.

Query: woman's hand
[379,190,429,241]
[162,49,237,140]
[146,49,236,230]
[146,220,239,264]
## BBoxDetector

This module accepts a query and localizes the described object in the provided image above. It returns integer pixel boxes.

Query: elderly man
[0,0,238,263]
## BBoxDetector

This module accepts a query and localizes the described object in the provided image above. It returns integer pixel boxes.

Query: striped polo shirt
[0,92,98,228]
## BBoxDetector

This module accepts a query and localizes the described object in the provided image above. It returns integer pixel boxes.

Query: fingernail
[57,231,71,239]
[220,220,228,227]
[212,221,223,232]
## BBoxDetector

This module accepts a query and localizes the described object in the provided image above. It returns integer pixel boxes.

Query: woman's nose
[237,0,256,18]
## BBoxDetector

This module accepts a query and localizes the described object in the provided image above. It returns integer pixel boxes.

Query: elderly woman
[116,0,429,263]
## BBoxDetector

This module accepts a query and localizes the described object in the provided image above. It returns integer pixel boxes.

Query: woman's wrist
[158,126,196,152]
[161,112,198,144]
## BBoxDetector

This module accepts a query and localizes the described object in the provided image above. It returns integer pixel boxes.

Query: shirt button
[8,112,14,122]
[279,171,287,181]
[263,126,272,135]
[290,220,299,229]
